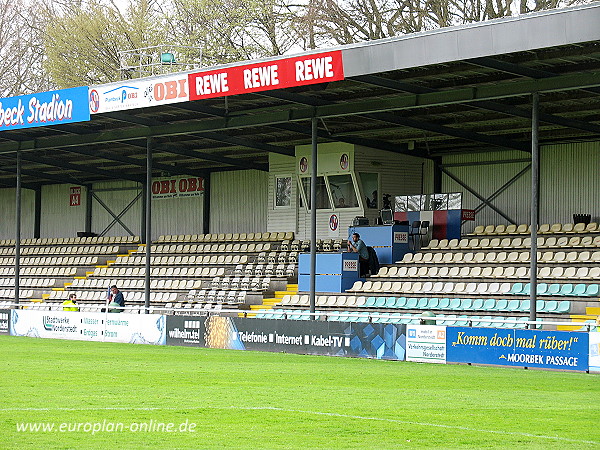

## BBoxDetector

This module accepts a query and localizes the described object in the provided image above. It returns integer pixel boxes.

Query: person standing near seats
[347,232,369,277]
[62,293,79,312]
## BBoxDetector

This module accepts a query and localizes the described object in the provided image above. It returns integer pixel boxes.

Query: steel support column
[309,118,317,319]
[529,93,540,325]
[14,150,21,307]
[145,137,153,313]
[34,187,41,239]
[85,186,92,234]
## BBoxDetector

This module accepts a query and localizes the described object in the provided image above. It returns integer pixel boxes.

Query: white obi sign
[342,259,358,272]
[406,325,447,363]
[9,310,166,345]
[89,73,189,114]
[393,231,408,244]
[590,332,600,373]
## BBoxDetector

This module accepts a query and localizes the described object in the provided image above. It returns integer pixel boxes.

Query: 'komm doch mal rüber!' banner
[0,86,90,131]
[446,327,588,371]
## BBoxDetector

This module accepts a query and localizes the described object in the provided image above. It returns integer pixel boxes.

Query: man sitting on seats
[62,293,79,312]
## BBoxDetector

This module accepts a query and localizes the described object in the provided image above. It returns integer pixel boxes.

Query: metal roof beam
[105,110,292,157]
[18,153,144,183]
[154,144,269,172]
[465,56,600,95]
[61,147,210,178]
[364,112,529,152]
[355,74,600,136]
[0,159,92,186]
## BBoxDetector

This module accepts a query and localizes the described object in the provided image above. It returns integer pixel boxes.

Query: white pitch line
[2,405,598,445]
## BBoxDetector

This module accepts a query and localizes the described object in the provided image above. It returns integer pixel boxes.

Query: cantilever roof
[1,4,600,188]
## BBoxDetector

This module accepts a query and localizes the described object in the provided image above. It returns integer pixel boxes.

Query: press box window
[328,174,358,208]
[299,176,331,210]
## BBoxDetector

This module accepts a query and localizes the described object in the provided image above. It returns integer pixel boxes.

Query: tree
[41,0,167,87]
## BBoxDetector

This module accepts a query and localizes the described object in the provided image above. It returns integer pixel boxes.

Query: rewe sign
[151,176,204,200]
[188,51,344,100]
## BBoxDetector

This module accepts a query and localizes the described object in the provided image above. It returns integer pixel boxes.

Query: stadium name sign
[188,51,344,100]
[0,87,90,130]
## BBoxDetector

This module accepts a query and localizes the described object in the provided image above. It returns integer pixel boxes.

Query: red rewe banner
[188,51,344,101]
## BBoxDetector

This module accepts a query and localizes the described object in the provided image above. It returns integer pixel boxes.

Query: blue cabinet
[298,252,361,293]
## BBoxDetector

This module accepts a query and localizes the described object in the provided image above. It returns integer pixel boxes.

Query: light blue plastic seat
[519,300,530,312]
[521,283,531,295]
[449,298,461,310]
[456,315,469,326]
[495,299,508,311]
[428,298,440,309]
[545,300,558,312]
[559,284,574,296]
[460,298,473,310]
[547,284,561,295]
[482,299,496,311]
[438,298,451,309]
[471,298,484,310]
[405,297,418,308]
[395,297,407,308]
[507,299,520,312]
[509,283,524,295]
[375,296,387,307]
[536,300,545,312]
[536,283,548,295]
[417,297,429,309]
[556,301,570,313]
[572,284,587,296]
[365,296,377,307]
[585,284,599,297]
[385,297,397,308]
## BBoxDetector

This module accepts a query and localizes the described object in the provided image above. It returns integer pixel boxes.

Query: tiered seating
[468,222,599,236]
[0,239,138,304]
[57,232,297,312]
[257,223,600,327]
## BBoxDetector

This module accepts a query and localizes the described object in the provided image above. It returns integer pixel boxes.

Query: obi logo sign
[152,176,205,200]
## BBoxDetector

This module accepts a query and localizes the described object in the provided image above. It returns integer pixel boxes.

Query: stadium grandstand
[1,3,600,347]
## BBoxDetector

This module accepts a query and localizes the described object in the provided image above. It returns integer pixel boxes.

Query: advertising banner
[0,309,9,334]
[590,332,600,373]
[89,73,190,114]
[9,310,166,345]
[151,175,204,200]
[446,327,588,371]
[167,316,406,360]
[406,325,446,363]
[0,86,90,131]
[188,51,344,101]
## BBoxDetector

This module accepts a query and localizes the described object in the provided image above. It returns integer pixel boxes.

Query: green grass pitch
[1,334,598,449]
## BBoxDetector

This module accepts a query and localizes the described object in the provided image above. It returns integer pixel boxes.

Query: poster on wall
[9,310,166,345]
[406,325,446,363]
[446,327,589,371]
[151,176,205,200]
[167,316,407,360]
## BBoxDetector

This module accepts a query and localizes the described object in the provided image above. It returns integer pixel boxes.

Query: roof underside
[1,7,600,188]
